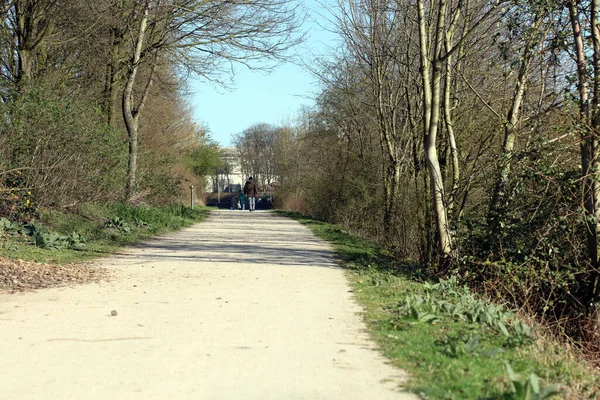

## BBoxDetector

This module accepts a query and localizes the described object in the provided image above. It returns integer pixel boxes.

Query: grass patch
[0,203,212,264]
[277,210,599,400]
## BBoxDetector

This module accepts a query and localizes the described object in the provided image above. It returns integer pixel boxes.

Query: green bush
[455,141,593,342]
[0,88,127,207]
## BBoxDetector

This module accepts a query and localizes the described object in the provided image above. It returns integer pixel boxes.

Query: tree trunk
[568,0,598,300]
[418,0,453,262]
[590,0,600,302]
[443,16,462,219]
[489,15,542,222]
[17,49,33,88]
[14,0,53,90]
[123,5,149,199]
[105,26,119,127]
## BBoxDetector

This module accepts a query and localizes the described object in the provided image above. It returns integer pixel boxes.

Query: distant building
[213,147,244,193]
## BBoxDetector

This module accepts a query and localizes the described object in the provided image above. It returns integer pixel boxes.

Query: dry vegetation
[0,257,110,293]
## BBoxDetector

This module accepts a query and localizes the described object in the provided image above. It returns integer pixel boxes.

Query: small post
[189,185,194,209]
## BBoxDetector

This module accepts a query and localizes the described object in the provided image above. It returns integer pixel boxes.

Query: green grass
[0,203,213,264]
[277,210,599,400]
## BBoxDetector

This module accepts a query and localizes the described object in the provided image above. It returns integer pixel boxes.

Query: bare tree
[234,122,279,189]
[91,0,303,199]
[334,0,419,237]
[416,0,504,263]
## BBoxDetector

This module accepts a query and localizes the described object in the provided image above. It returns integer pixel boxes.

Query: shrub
[0,88,127,207]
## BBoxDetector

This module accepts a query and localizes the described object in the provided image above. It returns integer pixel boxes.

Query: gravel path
[0,210,418,400]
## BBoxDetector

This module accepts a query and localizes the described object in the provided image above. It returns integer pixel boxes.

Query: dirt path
[0,210,418,400]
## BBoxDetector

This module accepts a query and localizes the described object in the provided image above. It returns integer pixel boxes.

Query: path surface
[0,210,418,400]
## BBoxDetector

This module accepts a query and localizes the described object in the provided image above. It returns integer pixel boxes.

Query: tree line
[234,0,600,350]
[0,0,302,214]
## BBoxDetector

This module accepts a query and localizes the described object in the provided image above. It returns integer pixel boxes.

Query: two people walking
[230,177,258,211]
[230,194,245,210]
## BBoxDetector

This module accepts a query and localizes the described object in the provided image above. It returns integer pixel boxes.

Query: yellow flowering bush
[0,170,38,222]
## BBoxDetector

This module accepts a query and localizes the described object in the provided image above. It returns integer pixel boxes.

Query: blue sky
[188,0,337,147]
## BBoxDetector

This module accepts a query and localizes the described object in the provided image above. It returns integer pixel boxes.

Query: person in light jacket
[243,177,258,212]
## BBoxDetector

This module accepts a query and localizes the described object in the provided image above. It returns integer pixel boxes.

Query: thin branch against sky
[189,0,337,147]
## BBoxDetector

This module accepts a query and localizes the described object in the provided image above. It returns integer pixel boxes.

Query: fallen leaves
[0,257,110,293]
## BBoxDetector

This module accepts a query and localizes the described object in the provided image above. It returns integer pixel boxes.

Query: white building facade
[214,147,245,193]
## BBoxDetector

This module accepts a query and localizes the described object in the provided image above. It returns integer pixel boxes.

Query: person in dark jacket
[243,177,258,211]
[238,192,247,210]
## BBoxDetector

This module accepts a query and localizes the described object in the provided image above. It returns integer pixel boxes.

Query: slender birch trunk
[590,0,600,301]
[489,15,543,221]
[444,61,460,218]
[123,4,151,199]
[443,2,465,220]
[418,0,454,261]
[568,0,598,293]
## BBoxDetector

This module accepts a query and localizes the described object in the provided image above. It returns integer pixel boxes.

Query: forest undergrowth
[278,210,600,400]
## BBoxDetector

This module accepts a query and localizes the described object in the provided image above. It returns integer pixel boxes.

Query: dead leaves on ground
[0,257,110,293]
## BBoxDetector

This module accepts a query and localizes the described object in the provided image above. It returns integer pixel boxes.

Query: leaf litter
[0,256,111,293]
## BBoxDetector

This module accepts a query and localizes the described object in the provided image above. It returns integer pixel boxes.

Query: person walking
[238,192,247,211]
[230,195,238,211]
[243,176,258,212]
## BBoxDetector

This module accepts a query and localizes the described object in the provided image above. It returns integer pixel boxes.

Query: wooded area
[3,0,600,361]
[0,0,302,208]
[231,0,600,356]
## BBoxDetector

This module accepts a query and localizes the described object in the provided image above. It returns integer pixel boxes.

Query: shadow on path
[113,210,339,269]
